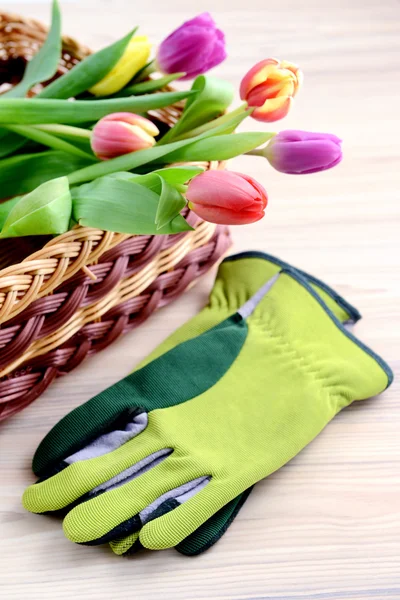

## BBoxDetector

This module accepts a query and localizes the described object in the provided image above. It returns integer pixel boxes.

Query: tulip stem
[3,125,96,160]
[173,103,251,142]
[33,124,92,139]
[246,148,264,156]
[245,136,276,157]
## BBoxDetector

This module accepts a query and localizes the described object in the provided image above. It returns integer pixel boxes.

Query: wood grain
[0,1,399,598]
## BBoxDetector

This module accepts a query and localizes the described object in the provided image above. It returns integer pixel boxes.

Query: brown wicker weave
[0,13,231,421]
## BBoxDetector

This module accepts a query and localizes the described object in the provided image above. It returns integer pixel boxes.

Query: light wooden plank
[0,1,399,598]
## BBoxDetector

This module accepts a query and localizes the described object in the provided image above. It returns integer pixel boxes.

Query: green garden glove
[23,255,392,552]
[22,253,361,556]
[110,253,362,556]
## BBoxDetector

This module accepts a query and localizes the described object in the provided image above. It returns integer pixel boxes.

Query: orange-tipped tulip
[240,58,303,123]
[91,113,159,160]
[186,170,267,225]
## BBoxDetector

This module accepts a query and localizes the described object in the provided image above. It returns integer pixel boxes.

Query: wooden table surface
[1,1,399,598]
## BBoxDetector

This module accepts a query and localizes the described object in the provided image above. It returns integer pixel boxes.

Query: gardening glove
[22,252,361,556]
[23,257,392,552]
[109,252,362,556]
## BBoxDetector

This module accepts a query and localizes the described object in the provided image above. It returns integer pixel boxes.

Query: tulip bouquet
[0,0,342,239]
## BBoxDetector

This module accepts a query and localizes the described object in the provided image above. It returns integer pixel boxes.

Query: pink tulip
[186,170,268,225]
[91,113,159,160]
[240,58,303,123]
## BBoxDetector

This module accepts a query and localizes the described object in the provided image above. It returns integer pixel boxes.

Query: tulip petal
[239,59,280,100]
[91,113,157,160]
[240,58,303,123]
[186,170,267,225]
[239,174,268,207]
[274,129,342,144]
[280,60,303,93]
[157,13,226,79]
[266,132,343,174]
[183,12,216,28]
[101,113,160,137]
[90,36,151,97]
[189,202,265,225]
[186,170,264,211]
[252,96,292,123]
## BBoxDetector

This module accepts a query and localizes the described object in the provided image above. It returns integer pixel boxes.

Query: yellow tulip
[89,36,151,96]
[240,58,303,123]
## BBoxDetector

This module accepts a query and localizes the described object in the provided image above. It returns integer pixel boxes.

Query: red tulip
[186,170,267,225]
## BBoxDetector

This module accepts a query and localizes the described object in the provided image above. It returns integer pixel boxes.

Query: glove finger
[110,531,140,556]
[139,478,232,550]
[32,387,144,478]
[23,427,163,513]
[109,477,211,555]
[62,453,203,544]
[176,486,253,556]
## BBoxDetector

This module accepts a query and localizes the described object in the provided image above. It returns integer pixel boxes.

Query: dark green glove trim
[176,486,254,556]
[33,315,247,476]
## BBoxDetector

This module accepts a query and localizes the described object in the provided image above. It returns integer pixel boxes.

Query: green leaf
[32,124,93,153]
[67,114,248,185]
[72,177,192,235]
[0,132,27,158]
[163,132,276,163]
[112,73,185,97]
[38,28,136,99]
[110,166,204,188]
[161,76,234,144]
[176,106,253,141]
[3,0,62,99]
[149,166,205,186]
[0,177,71,238]
[0,0,62,155]
[4,124,96,160]
[108,171,188,227]
[0,90,196,125]
[0,196,22,229]
[0,151,91,200]
[155,177,187,230]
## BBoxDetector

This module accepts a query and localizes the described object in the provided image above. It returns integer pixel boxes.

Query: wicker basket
[0,13,232,421]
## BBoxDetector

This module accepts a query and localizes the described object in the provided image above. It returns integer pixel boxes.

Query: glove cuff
[212,251,361,324]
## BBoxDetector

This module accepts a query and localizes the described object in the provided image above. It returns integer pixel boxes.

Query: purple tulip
[265,130,343,174]
[157,13,227,80]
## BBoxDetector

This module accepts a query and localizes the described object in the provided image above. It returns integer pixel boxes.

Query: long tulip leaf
[0,90,195,125]
[39,28,136,99]
[0,151,91,200]
[0,132,26,158]
[4,125,96,160]
[0,0,62,154]
[112,73,185,97]
[163,132,276,163]
[3,0,62,99]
